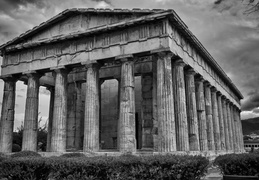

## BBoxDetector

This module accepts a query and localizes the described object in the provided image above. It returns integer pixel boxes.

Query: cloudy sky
[0,0,259,130]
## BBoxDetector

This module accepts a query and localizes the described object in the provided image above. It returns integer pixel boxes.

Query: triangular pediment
[1,8,165,50]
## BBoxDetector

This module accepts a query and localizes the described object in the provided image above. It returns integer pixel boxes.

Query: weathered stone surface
[118,57,136,153]
[230,104,238,152]
[236,109,244,152]
[204,82,215,151]
[195,76,208,151]
[141,74,153,149]
[51,69,68,152]
[217,94,225,151]
[222,98,230,151]
[211,88,221,151]
[22,73,41,151]
[152,57,158,151]
[226,101,234,151]
[233,107,240,152]
[155,52,176,152]
[185,69,199,151]
[83,63,100,152]
[46,86,54,152]
[173,59,189,151]
[0,77,16,153]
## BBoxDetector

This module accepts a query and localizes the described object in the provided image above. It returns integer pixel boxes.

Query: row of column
[153,51,243,152]
[0,52,244,153]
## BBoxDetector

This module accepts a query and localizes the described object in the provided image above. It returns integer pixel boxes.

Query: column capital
[0,75,18,82]
[204,81,211,87]
[153,51,173,59]
[185,68,196,76]
[172,59,186,67]
[115,54,134,62]
[50,66,70,75]
[211,86,217,92]
[23,71,43,79]
[217,91,222,96]
[82,61,101,69]
[194,75,205,82]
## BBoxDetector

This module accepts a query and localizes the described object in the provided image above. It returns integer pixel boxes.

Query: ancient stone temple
[0,8,244,154]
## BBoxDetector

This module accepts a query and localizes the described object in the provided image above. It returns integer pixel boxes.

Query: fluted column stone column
[217,93,225,151]
[50,68,68,152]
[0,76,17,153]
[237,109,244,152]
[152,57,158,151]
[204,82,215,151]
[185,69,199,151]
[22,72,41,151]
[173,59,189,151]
[155,52,176,152]
[211,88,221,151]
[230,104,238,152]
[118,56,136,153]
[233,106,240,152]
[46,86,54,152]
[83,62,100,152]
[222,97,230,151]
[195,76,208,151]
[226,101,234,151]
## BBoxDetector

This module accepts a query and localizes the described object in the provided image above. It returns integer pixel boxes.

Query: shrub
[0,153,8,162]
[60,152,86,158]
[0,154,209,180]
[214,153,259,176]
[11,150,41,158]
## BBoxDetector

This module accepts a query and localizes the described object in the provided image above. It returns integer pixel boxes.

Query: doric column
[152,57,158,151]
[118,56,136,153]
[230,104,238,152]
[217,93,225,151]
[185,69,199,151]
[173,59,189,151]
[50,68,68,152]
[115,76,121,150]
[222,97,230,151]
[233,106,240,152]
[0,76,17,153]
[155,52,176,152]
[211,87,221,151]
[237,109,244,152]
[195,76,208,151]
[46,86,54,152]
[226,101,234,151]
[83,62,100,152]
[22,72,41,151]
[204,82,215,151]
[141,74,153,149]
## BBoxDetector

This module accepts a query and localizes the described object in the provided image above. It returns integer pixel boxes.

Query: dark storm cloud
[252,108,259,114]
[91,0,112,5]
[0,0,46,14]
[242,93,259,111]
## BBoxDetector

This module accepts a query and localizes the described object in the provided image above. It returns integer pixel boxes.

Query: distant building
[244,140,259,151]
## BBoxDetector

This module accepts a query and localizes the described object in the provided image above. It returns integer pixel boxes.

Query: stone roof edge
[0,8,243,100]
[169,11,243,100]
[0,8,166,51]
